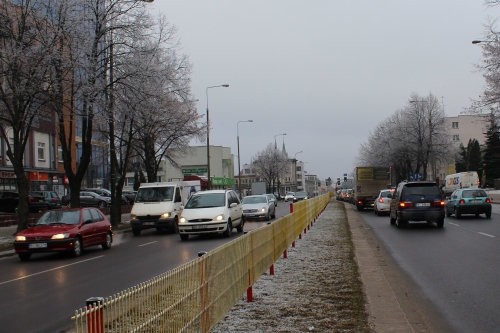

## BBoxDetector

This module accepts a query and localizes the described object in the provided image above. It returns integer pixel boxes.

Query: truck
[353,166,391,211]
[250,181,267,195]
[130,181,201,236]
[442,171,480,196]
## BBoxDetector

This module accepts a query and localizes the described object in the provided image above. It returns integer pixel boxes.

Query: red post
[308,224,310,230]
[283,249,288,258]
[86,297,104,333]
[299,233,302,239]
[247,286,253,302]
[304,227,307,234]
[292,241,295,247]
[270,264,274,275]
[289,203,294,213]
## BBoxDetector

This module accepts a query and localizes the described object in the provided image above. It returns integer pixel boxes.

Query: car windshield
[135,187,174,202]
[462,190,487,198]
[401,184,440,197]
[242,196,267,204]
[286,192,294,196]
[296,191,307,196]
[36,210,81,225]
[380,191,393,198]
[185,193,225,208]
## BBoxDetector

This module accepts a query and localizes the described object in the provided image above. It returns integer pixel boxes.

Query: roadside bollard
[270,264,274,275]
[292,241,295,247]
[198,251,207,257]
[247,273,253,302]
[289,203,294,213]
[86,297,104,333]
[283,249,287,259]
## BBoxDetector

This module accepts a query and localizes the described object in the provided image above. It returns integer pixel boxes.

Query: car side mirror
[83,219,93,225]
[230,202,237,208]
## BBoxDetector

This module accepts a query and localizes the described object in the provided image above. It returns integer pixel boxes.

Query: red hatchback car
[14,208,113,261]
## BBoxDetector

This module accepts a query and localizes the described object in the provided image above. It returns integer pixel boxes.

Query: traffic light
[344,176,347,182]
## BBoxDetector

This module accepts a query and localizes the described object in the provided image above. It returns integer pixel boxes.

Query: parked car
[284,192,295,202]
[344,189,353,204]
[293,191,309,202]
[82,188,129,205]
[266,193,277,207]
[445,188,492,219]
[61,191,112,208]
[178,189,244,240]
[389,181,445,229]
[122,190,137,204]
[30,191,61,210]
[374,189,394,216]
[0,191,48,213]
[13,208,112,261]
[242,195,276,221]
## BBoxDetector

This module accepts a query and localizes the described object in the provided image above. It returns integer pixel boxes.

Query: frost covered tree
[252,143,289,192]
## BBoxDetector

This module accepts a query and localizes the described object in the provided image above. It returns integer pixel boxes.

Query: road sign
[409,173,422,181]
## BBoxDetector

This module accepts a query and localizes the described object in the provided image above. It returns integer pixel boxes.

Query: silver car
[284,192,295,202]
[266,193,277,207]
[242,195,276,221]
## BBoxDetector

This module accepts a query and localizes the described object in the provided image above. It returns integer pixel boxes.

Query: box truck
[442,171,479,196]
[353,166,391,211]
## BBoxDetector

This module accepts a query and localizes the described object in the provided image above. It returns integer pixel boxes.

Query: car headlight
[131,214,137,220]
[214,214,224,221]
[161,212,170,219]
[179,217,187,223]
[258,207,266,213]
[51,233,70,240]
[15,235,26,241]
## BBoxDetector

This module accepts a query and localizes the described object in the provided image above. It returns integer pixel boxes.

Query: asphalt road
[354,202,500,333]
[0,202,292,333]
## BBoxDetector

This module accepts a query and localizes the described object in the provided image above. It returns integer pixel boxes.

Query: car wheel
[271,207,276,219]
[356,205,364,211]
[396,215,406,229]
[236,216,244,232]
[98,201,106,208]
[446,207,451,217]
[18,253,32,261]
[71,237,83,257]
[101,232,112,249]
[436,218,444,228]
[180,234,189,241]
[454,207,461,219]
[66,202,71,208]
[266,212,271,221]
[390,214,396,225]
[223,220,232,237]
[486,211,492,218]
[132,228,141,236]
[171,217,179,233]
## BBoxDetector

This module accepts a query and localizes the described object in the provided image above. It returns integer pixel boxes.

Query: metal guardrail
[72,193,331,333]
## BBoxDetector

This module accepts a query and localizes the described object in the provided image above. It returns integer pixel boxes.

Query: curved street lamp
[206,84,229,190]
[237,120,253,198]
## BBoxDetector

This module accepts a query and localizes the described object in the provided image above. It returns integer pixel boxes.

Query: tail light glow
[459,199,465,205]
[486,198,491,203]
[378,198,384,203]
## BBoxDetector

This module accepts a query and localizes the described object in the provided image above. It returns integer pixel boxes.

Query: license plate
[39,200,44,202]
[192,225,207,230]
[416,203,430,207]
[470,200,481,203]
[29,243,47,249]
[143,222,155,226]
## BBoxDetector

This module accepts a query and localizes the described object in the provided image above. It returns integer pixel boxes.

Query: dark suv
[389,181,445,229]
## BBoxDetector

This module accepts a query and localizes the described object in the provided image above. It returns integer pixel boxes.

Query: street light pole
[237,120,253,198]
[206,84,229,190]
[273,133,286,195]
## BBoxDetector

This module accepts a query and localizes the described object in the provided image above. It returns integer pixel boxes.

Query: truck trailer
[353,166,391,211]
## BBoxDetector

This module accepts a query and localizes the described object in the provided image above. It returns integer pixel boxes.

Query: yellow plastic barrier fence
[72,193,331,333]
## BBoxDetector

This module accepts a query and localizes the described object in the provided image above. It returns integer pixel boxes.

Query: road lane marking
[0,256,104,286]
[138,241,157,247]
[478,232,495,238]
[449,223,459,226]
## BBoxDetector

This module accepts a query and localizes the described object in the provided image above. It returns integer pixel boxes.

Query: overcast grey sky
[150,1,496,181]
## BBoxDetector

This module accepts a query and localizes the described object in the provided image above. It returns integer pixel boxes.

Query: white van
[130,181,201,236]
[443,172,480,196]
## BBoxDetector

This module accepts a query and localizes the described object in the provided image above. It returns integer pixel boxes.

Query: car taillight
[399,201,413,208]
[459,199,465,205]
[28,197,37,203]
[50,198,58,202]
[433,200,445,207]
[378,198,384,203]
[357,200,363,205]
[486,198,491,203]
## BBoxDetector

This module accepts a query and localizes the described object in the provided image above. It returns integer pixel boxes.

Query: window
[452,122,459,129]
[297,166,302,171]
[244,169,250,174]
[57,146,64,162]
[83,209,93,223]
[38,142,45,160]
[453,134,460,141]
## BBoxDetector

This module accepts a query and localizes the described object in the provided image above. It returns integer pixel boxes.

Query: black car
[61,191,112,208]
[0,191,48,213]
[122,190,137,204]
[30,191,61,210]
[389,181,445,229]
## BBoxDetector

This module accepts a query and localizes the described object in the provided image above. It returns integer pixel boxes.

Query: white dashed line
[478,232,495,238]
[138,241,157,247]
[449,222,459,226]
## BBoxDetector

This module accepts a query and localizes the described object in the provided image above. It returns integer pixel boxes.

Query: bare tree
[0,0,64,231]
[252,143,289,192]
